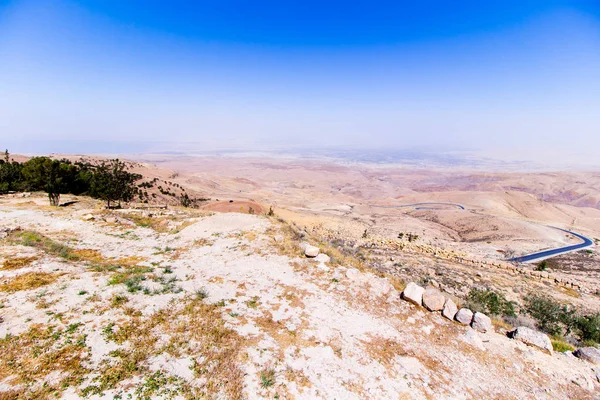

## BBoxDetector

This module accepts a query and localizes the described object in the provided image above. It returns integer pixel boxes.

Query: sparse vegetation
[85,297,245,398]
[0,323,90,397]
[535,260,547,271]
[260,368,276,388]
[4,229,104,263]
[523,294,600,345]
[195,287,209,300]
[465,288,516,317]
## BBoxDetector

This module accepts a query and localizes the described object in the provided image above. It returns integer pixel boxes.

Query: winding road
[509,227,594,263]
[369,202,465,210]
[368,202,594,263]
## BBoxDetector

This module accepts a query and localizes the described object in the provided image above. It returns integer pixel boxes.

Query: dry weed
[1,256,39,270]
[0,272,61,293]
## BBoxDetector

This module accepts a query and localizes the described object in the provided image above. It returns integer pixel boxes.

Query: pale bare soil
[1,195,599,399]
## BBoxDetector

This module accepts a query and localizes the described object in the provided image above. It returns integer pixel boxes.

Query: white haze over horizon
[1,1,599,169]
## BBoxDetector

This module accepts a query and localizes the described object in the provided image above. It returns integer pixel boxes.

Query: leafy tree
[0,150,23,193]
[20,157,79,206]
[89,159,141,208]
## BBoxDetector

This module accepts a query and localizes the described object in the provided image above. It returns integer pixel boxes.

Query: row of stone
[401,282,493,333]
[401,282,559,354]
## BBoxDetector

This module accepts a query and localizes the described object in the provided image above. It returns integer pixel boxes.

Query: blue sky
[1,1,599,162]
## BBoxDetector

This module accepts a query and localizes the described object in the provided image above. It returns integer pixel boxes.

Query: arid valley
[1,153,600,399]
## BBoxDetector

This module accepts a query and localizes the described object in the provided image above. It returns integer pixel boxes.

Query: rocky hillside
[0,194,599,399]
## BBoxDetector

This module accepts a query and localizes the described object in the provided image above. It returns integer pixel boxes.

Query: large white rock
[471,312,493,333]
[314,253,331,263]
[510,326,553,355]
[574,347,600,365]
[304,245,320,258]
[422,289,445,311]
[401,282,425,306]
[455,308,474,325]
[442,298,458,320]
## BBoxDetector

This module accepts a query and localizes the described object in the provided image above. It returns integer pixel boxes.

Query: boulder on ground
[471,312,493,333]
[304,245,320,258]
[401,282,425,306]
[422,289,445,311]
[442,298,458,320]
[82,213,95,221]
[509,326,553,355]
[574,347,600,365]
[314,253,331,263]
[455,308,474,325]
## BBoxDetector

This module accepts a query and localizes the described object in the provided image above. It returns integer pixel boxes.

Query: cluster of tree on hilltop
[0,150,141,207]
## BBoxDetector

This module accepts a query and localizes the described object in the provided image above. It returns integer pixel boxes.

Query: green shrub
[535,261,547,271]
[523,294,574,336]
[465,288,516,317]
[575,313,600,343]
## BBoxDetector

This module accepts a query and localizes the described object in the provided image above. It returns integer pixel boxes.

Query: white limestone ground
[0,197,599,399]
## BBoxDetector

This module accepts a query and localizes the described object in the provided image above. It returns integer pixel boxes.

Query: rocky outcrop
[422,289,445,311]
[401,282,425,306]
[509,327,553,355]
[574,347,600,365]
[455,308,473,325]
[471,312,493,333]
[442,299,458,320]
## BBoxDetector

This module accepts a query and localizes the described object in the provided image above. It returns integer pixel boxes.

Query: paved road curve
[509,227,594,264]
[369,202,594,263]
[369,202,465,210]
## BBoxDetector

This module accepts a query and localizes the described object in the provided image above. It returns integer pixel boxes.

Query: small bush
[465,288,516,317]
[535,261,547,271]
[260,369,275,388]
[523,294,575,336]
[575,313,600,343]
[195,288,208,300]
[110,294,129,307]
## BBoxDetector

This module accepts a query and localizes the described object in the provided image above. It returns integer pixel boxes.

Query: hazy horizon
[1,1,599,166]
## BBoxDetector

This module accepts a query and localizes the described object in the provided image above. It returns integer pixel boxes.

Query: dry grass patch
[253,314,312,356]
[491,318,513,331]
[1,255,39,270]
[0,272,61,293]
[558,285,580,298]
[361,335,408,368]
[193,238,214,247]
[0,323,90,397]
[84,297,246,398]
